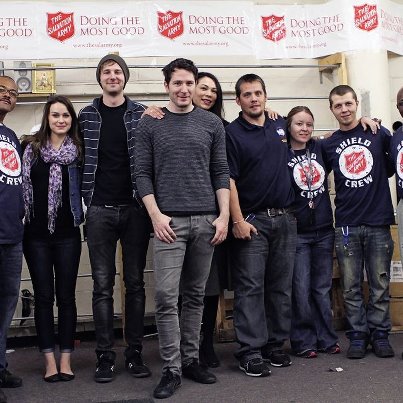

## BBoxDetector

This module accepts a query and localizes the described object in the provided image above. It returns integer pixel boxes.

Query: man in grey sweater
[135,58,230,400]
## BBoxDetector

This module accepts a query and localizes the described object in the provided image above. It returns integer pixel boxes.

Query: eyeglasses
[0,85,19,99]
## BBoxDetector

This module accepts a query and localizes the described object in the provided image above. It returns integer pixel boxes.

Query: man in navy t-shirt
[0,76,24,401]
[226,74,297,377]
[322,85,394,360]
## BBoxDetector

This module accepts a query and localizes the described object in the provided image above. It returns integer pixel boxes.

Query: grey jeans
[153,215,216,375]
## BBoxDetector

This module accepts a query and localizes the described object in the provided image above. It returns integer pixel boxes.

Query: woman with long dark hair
[22,95,83,382]
[192,72,229,368]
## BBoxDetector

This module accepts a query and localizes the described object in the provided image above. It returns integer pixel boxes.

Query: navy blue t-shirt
[288,140,333,233]
[0,124,24,243]
[226,113,294,213]
[390,125,403,201]
[321,123,394,227]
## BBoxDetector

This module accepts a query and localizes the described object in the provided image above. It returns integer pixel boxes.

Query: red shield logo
[354,4,378,32]
[298,165,321,186]
[399,153,403,173]
[345,151,366,174]
[47,12,74,42]
[1,147,19,173]
[261,15,286,42]
[158,10,184,40]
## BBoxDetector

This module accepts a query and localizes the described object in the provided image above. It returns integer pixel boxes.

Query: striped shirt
[78,96,146,207]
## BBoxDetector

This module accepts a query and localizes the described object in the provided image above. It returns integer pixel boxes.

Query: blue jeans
[0,242,23,370]
[86,204,151,357]
[23,231,81,352]
[290,228,338,353]
[231,212,297,361]
[335,225,393,335]
[153,215,216,375]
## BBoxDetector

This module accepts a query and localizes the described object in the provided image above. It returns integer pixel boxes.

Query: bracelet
[232,219,245,224]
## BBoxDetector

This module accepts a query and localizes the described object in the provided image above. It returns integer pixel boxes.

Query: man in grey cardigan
[135,58,230,400]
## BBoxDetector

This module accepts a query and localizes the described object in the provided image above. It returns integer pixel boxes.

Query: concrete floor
[3,331,403,403]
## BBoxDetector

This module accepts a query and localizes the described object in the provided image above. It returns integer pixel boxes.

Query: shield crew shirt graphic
[390,125,403,201]
[321,124,394,228]
[288,140,333,233]
[0,123,24,243]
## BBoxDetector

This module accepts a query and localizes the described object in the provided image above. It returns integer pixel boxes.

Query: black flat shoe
[59,373,75,381]
[43,373,60,383]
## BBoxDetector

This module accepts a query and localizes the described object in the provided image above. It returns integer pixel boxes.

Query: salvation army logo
[339,145,373,180]
[354,4,378,32]
[261,15,286,42]
[293,160,325,191]
[47,12,75,42]
[396,149,403,180]
[158,10,184,40]
[0,141,21,177]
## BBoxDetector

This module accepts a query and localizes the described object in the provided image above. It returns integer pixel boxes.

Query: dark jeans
[231,212,297,361]
[86,205,151,357]
[0,242,23,369]
[290,228,338,353]
[23,232,81,352]
[335,225,393,336]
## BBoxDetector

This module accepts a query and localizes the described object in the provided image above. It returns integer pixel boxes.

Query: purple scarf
[22,136,78,233]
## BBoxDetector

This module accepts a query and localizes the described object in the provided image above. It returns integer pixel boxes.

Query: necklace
[295,148,315,210]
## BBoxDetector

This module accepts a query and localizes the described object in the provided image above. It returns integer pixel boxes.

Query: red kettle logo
[261,15,286,42]
[354,4,378,32]
[158,10,184,40]
[47,12,74,42]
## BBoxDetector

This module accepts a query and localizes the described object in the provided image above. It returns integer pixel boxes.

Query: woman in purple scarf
[22,96,84,382]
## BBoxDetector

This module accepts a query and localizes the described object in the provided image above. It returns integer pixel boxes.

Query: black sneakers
[0,369,22,388]
[94,352,116,383]
[153,370,181,399]
[125,350,151,378]
[346,332,369,359]
[371,330,394,358]
[182,360,217,384]
[262,350,292,367]
[239,357,271,377]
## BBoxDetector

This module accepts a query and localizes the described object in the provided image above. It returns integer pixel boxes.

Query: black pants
[23,230,81,352]
[85,205,151,358]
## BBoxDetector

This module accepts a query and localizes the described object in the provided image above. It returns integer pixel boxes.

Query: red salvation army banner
[254,0,402,58]
[0,0,401,60]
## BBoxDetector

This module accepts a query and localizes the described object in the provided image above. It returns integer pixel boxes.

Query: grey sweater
[135,107,230,215]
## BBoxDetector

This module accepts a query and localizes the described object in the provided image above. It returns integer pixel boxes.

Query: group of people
[0,53,402,401]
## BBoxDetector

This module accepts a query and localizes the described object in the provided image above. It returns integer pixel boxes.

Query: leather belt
[255,208,290,217]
